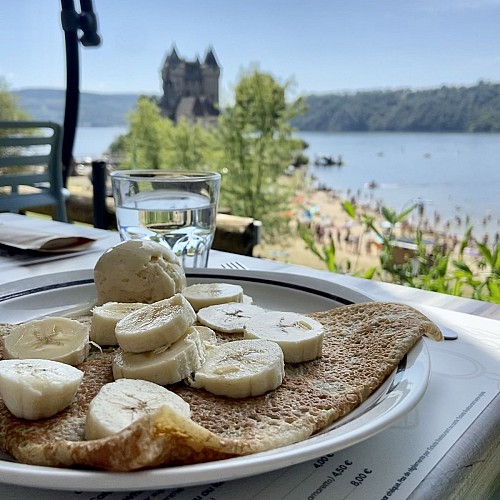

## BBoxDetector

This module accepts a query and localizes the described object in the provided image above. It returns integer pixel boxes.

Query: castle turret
[166,46,181,65]
[160,46,185,115]
[202,48,220,106]
[204,48,219,67]
[159,46,220,125]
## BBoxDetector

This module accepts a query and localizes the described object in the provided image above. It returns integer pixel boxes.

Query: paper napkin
[0,213,99,253]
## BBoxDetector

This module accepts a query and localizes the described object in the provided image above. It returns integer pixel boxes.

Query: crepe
[0,301,442,471]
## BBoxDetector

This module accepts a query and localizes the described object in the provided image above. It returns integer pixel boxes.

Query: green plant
[299,222,376,279]
[449,230,500,302]
[302,199,500,304]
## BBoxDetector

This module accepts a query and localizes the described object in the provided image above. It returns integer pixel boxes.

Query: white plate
[0,269,430,491]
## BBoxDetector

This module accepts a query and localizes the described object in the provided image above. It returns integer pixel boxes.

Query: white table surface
[0,218,499,499]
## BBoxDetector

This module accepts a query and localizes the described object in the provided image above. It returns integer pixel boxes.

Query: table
[0,220,499,499]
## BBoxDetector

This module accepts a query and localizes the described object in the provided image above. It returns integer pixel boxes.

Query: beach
[255,176,382,272]
[66,167,495,278]
[253,168,496,275]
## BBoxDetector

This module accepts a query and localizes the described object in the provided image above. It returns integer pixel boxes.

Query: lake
[302,131,500,241]
[73,126,126,160]
[73,127,500,240]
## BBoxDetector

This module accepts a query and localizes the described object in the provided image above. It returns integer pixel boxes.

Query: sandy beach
[255,179,382,273]
[66,170,492,277]
[253,168,489,274]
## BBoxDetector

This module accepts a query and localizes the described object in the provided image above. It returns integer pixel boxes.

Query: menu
[0,306,499,500]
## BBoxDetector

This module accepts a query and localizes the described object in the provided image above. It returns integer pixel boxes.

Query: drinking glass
[110,170,221,267]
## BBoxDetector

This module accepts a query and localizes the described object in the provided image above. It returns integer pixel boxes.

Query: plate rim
[0,268,373,307]
[0,269,430,491]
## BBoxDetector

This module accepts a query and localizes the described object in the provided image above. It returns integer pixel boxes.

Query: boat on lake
[314,153,344,166]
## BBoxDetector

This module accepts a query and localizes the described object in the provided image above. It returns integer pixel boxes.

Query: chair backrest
[0,121,67,222]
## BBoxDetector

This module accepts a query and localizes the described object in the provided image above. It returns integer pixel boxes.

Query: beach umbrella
[60,0,101,186]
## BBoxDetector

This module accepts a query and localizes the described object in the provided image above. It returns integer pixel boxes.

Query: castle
[158,46,220,125]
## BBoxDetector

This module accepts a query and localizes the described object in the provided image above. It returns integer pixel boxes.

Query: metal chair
[0,121,67,222]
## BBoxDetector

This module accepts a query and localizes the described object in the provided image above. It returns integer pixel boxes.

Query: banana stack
[0,278,325,441]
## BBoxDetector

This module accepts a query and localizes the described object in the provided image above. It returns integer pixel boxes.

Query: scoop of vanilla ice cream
[94,240,186,304]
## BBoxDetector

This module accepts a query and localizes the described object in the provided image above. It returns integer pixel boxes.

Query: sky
[3,0,500,103]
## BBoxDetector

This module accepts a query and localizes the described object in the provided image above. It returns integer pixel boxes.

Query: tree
[110,96,219,171]
[291,81,500,132]
[217,68,305,240]
[161,117,221,170]
[0,77,31,122]
[109,70,306,242]
[127,96,169,169]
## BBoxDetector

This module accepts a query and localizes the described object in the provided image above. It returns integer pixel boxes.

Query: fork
[221,261,248,270]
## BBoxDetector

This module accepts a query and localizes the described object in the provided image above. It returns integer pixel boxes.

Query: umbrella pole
[61,0,79,187]
[60,0,100,187]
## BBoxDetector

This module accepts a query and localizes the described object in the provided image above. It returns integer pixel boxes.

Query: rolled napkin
[0,213,99,253]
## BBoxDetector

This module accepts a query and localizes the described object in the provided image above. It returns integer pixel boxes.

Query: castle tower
[159,46,220,125]
[160,46,183,113]
[202,48,220,105]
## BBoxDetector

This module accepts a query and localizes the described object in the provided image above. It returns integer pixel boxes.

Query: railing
[29,160,262,257]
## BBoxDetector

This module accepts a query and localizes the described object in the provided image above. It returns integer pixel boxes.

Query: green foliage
[0,78,31,123]
[292,152,309,167]
[128,96,168,169]
[217,68,305,240]
[300,222,377,279]
[302,202,500,304]
[110,70,307,242]
[110,96,219,171]
[291,81,500,132]
[163,118,221,170]
[107,133,128,156]
[300,227,345,274]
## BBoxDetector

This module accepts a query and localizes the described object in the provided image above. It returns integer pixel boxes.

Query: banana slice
[182,283,244,311]
[190,339,284,398]
[91,302,146,346]
[197,303,266,333]
[243,311,324,363]
[115,294,196,353]
[85,378,190,440]
[191,325,218,350]
[3,317,89,366]
[112,326,206,385]
[0,359,83,420]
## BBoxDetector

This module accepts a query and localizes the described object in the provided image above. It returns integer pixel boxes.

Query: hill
[291,81,500,132]
[14,81,500,132]
[13,89,146,127]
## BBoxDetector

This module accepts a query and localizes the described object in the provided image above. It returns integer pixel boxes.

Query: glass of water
[110,170,221,267]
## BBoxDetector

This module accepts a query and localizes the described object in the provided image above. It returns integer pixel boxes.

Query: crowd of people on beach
[258,166,498,271]
[296,181,499,267]
[311,221,365,254]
